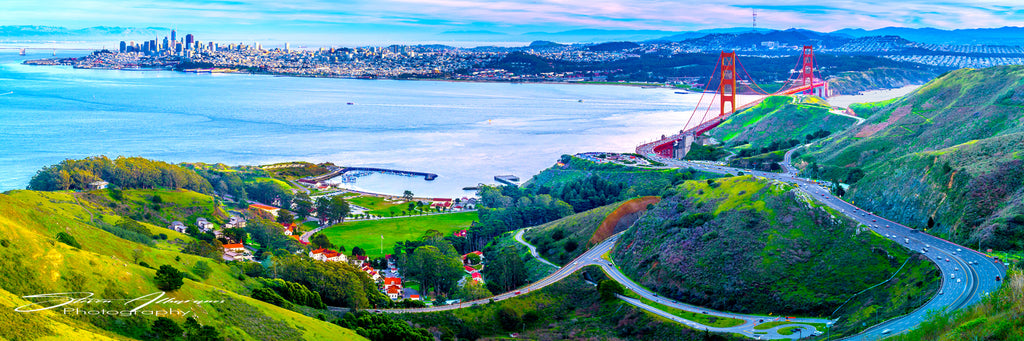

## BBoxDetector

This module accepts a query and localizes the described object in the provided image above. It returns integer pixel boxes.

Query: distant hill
[613,175,940,337]
[800,65,1024,249]
[587,41,640,51]
[832,26,1024,46]
[0,25,169,41]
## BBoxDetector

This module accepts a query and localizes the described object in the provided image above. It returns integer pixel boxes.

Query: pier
[494,175,520,186]
[306,166,438,183]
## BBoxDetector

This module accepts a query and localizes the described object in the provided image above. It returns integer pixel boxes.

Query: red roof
[384,277,402,285]
[410,295,420,299]
[471,272,482,279]
[223,243,244,250]
[311,248,326,254]
[386,287,401,294]
[464,265,476,273]
[249,203,279,211]
[324,250,341,258]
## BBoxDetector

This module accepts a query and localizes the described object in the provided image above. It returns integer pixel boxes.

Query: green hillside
[708,95,858,147]
[799,65,1024,249]
[523,202,621,265]
[0,189,367,341]
[612,176,939,337]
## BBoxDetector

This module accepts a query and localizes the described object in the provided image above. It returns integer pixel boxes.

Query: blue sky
[2,0,1022,44]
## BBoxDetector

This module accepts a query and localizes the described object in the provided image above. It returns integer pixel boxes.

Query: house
[471,272,484,283]
[386,286,402,300]
[464,265,477,274]
[168,221,186,233]
[453,229,467,238]
[462,251,485,265]
[223,243,245,252]
[409,294,421,301]
[196,218,214,232]
[282,222,297,236]
[225,215,246,229]
[88,180,109,190]
[350,255,368,267]
[310,248,347,262]
[248,203,280,217]
[383,277,403,289]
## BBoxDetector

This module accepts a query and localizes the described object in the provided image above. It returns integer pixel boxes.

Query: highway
[637,141,1007,340]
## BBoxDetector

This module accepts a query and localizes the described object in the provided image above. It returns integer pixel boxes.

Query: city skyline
[2,0,1023,44]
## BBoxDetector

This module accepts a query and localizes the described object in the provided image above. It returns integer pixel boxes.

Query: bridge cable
[682,53,723,132]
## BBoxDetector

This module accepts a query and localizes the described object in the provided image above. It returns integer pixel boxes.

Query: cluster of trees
[273,254,388,308]
[394,232,466,297]
[332,311,432,341]
[468,185,574,250]
[736,138,802,158]
[251,278,326,310]
[245,218,303,253]
[315,195,351,224]
[154,265,185,291]
[481,245,528,293]
[246,181,294,211]
[28,156,212,192]
[552,175,626,213]
[148,316,222,341]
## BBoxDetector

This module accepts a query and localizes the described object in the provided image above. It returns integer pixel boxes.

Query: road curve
[637,141,1006,340]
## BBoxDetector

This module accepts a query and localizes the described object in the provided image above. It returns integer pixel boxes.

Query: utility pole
[752,9,757,31]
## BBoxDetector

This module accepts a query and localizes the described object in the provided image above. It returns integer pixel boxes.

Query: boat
[347,102,354,105]
[19,49,26,56]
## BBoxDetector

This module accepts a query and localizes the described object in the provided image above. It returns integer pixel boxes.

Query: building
[196,218,214,232]
[471,272,484,283]
[309,248,348,263]
[386,286,402,300]
[462,251,485,265]
[249,203,280,217]
[225,215,246,228]
[223,243,245,252]
[282,222,297,236]
[88,180,109,190]
[168,221,186,233]
[350,255,368,267]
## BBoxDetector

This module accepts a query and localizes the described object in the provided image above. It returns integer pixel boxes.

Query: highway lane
[638,141,1006,340]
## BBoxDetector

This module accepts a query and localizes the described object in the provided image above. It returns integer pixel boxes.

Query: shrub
[55,232,80,248]
[154,265,184,291]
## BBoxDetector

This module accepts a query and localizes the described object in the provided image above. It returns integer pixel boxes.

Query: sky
[1,0,1023,45]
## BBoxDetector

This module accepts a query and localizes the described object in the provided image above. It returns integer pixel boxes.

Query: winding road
[637,141,1006,340]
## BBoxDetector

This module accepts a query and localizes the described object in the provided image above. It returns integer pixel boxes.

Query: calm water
[0,51,750,197]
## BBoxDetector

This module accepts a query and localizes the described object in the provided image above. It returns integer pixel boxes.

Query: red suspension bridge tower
[719,51,736,117]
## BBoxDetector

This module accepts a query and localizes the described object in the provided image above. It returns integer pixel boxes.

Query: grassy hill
[524,156,692,198]
[0,189,366,341]
[524,197,660,266]
[799,65,1024,249]
[612,176,939,337]
[707,95,858,147]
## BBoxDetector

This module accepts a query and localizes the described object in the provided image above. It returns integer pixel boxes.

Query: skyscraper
[119,41,126,53]
[185,34,194,49]
[170,29,177,51]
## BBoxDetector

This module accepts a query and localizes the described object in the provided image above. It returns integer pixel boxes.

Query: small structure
[88,180,109,190]
[248,203,280,217]
[471,272,484,283]
[462,251,485,265]
[282,222,297,236]
[310,248,348,263]
[225,215,246,228]
[223,243,245,252]
[409,294,421,301]
[168,221,186,233]
[386,286,402,300]
[383,277,403,300]
[464,265,477,274]
[350,255,368,267]
[196,218,214,232]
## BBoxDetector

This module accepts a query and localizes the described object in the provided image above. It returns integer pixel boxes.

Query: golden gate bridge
[639,46,826,159]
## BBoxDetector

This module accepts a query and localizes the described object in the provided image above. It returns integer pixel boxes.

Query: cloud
[1,0,1022,39]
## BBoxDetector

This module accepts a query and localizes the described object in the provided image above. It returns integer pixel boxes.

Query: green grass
[320,212,479,258]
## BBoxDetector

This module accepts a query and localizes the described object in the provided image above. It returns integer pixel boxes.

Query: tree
[150,317,183,340]
[132,249,144,264]
[351,246,366,256]
[310,233,334,250]
[155,265,185,291]
[465,252,482,265]
[316,195,351,225]
[598,279,624,301]
[192,261,212,280]
[152,194,164,204]
[55,232,81,248]
[222,227,246,243]
[460,281,493,300]
[928,216,935,229]
[483,246,528,292]
[294,193,313,220]
[407,245,464,296]
[402,190,414,202]
[276,210,295,224]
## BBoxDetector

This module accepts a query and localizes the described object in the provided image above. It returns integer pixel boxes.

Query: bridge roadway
[636,141,1006,340]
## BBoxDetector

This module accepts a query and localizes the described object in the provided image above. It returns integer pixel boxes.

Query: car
[905,238,910,244]
[653,293,658,297]
[951,274,956,279]
[926,244,930,248]
[956,248,962,252]
[938,291,943,295]
[957,278,961,283]
[515,291,521,295]
[872,219,876,222]
[881,329,892,334]
[946,258,950,262]
[886,225,890,228]
[997,276,1002,281]
[955,267,959,271]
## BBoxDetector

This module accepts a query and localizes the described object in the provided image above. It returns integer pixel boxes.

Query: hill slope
[524,196,660,265]
[800,65,1024,248]
[0,190,366,341]
[708,95,858,147]
[612,176,939,336]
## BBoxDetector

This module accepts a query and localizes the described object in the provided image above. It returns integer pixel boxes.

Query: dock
[306,166,438,183]
[494,175,520,186]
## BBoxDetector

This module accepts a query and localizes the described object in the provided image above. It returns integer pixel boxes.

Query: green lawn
[345,195,423,216]
[319,212,478,258]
